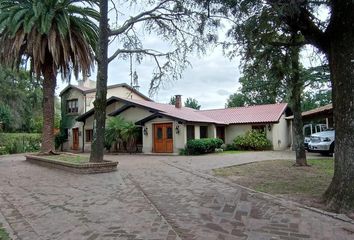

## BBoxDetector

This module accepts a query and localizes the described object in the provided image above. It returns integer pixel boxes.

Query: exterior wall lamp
[267,124,272,131]
[175,125,180,134]
[143,127,148,136]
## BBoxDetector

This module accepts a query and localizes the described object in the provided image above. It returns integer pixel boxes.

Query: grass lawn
[44,154,89,164]
[213,159,334,206]
[0,224,10,240]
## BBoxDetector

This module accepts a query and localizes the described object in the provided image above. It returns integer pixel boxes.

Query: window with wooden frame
[252,125,266,133]
[200,126,208,138]
[67,99,78,114]
[187,125,195,140]
[85,129,93,142]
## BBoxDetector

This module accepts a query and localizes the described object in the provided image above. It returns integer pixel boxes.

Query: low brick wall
[26,155,118,174]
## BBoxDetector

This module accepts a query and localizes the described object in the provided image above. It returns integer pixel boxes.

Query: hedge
[0,133,41,155]
[233,130,272,151]
[185,138,223,155]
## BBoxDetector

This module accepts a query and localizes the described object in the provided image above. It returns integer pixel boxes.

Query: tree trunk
[288,42,307,166]
[89,0,109,162]
[41,58,56,153]
[323,1,354,212]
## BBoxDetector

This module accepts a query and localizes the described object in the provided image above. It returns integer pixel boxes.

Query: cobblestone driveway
[0,153,353,240]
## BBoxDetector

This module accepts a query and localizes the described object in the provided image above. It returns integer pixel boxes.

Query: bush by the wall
[233,130,272,151]
[225,143,238,151]
[0,133,41,155]
[55,131,67,150]
[185,138,223,155]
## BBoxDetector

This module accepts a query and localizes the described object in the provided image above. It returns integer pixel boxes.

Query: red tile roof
[120,98,224,124]
[115,98,287,125]
[198,103,288,124]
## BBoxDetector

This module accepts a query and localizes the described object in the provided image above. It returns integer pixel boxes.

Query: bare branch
[109,0,175,36]
[108,48,168,63]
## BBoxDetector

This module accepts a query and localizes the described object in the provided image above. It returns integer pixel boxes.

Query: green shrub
[185,138,223,155]
[0,133,41,155]
[233,130,272,151]
[225,143,238,151]
[55,131,67,150]
[179,148,188,155]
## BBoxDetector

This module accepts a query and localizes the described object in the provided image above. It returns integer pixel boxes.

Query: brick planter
[26,154,118,174]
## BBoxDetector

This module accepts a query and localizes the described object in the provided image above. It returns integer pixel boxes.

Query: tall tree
[169,96,177,105]
[225,92,247,107]
[202,0,354,212]
[90,0,108,162]
[0,66,42,132]
[184,97,201,110]
[0,0,99,153]
[90,0,214,161]
[218,1,309,165]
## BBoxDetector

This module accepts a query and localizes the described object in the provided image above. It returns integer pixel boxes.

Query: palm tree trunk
[41,60,56,153]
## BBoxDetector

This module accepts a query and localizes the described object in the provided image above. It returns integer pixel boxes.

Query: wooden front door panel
[72,128,79,150]
[154,123,173,153]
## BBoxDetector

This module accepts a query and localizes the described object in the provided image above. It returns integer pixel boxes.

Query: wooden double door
[72,128,79,150]
[153,123,173,153]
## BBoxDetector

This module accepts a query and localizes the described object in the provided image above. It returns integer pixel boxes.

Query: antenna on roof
[129,53,140,99]
[129,53,133,99]
[133,71,140,91]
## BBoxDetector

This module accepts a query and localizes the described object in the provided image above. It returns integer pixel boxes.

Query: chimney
[175,95,182,108]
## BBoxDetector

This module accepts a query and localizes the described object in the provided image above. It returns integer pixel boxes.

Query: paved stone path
[0,152,353,240]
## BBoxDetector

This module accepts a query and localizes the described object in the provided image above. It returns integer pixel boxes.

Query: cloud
[217,89,231,96]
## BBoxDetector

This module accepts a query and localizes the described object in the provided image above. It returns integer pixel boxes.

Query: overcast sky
[56,1,242,110]
[56,1,324,110]
[56,41,241,110]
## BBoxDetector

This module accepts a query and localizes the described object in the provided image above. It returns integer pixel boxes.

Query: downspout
[83,93,87,153]
[82,120,85,153]
[84,93,87,113]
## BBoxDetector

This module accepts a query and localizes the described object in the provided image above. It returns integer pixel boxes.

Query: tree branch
[108,48,168,63]
[109,0,174,36]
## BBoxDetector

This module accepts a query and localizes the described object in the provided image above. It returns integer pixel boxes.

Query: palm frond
[0,0,99,79]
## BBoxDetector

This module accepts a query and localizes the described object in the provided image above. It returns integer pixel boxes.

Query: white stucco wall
[64,88,86,115]
[84,87,148,111]
[208,125,217,138]
[271,114,290,150]
[224,125,252,144]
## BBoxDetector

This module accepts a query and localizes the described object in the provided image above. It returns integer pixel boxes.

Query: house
[59,80,151,151]
[67,90,292,153]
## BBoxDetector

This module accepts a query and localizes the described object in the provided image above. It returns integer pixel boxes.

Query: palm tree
[121,121,139,153]
[0,0,99,153]
[105,116,126,152]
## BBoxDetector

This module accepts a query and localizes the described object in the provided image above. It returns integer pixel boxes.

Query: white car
[308,129,335,155]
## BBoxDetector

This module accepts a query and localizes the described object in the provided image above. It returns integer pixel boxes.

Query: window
[252,125,265,133]
[67,99,78,113]
[157,127,163,140]
[166,126,173,139]
[86,129,93,142]
[187,125,195,140]
[216,126,225,142]
[200,126,208,138]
